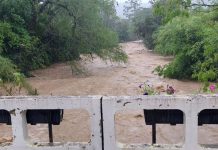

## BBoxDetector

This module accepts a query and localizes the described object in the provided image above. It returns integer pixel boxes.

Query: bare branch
[190,3,218,7]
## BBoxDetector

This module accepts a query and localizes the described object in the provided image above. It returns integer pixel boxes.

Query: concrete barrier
[102,95,218,150]
[0,96,102,150]
[0,95,218,150]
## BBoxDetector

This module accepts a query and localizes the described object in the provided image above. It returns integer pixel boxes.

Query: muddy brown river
[1,41,217,146]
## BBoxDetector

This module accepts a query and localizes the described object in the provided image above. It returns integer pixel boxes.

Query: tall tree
[123,0,142,19]
[133,8,161,49]
[150,0,218,24]
[0,0,127,73]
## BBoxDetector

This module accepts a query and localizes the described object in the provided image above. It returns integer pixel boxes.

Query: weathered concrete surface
[103,95,218,150]
[0,96,102,150]
[1,95,218,150]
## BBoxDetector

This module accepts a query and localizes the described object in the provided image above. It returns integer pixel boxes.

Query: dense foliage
[124,0,142,19]
[151,0,190,24]
[0,0,129,95]
[0,56,17,82]
[0,0,128,91]
[122,0,162,49]
[114,18,137,42]
[0,56,36,95]
[133,8,161,49]
[153,3,218,82]
[127,0,218,82]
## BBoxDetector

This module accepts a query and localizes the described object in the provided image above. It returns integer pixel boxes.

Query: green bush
[0,22,50,72]
[0,0,127,75]
[0,56,37,95]
[154,12,218,82]
[0,56,17,82]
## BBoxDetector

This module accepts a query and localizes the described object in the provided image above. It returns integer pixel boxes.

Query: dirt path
[1,41,217,145]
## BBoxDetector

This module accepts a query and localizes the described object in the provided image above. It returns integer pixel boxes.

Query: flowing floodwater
[1,41,217,146]
[28,41,202,96]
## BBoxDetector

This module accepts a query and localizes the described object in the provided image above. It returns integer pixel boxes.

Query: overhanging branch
[190,3,218,7]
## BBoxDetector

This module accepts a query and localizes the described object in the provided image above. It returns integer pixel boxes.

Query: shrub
[154,12,218,82]
[0,56,37,95]
[0,22,50,72]
[0,56,17,82]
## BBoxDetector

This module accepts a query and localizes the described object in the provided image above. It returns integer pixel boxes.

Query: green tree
[150,0,218,24]
[124,0,143,19]
[0,0,128,95]
[133,8,161,49]
[114,19,135,42]
[0,0,127,73]
[150,0,190,24]
[153,11,218,81]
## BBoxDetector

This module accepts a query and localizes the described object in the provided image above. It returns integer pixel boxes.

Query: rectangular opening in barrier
[115,109,185,148]
[27,109,91,145]
[198,109,218,148]
[0,110,13,146]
